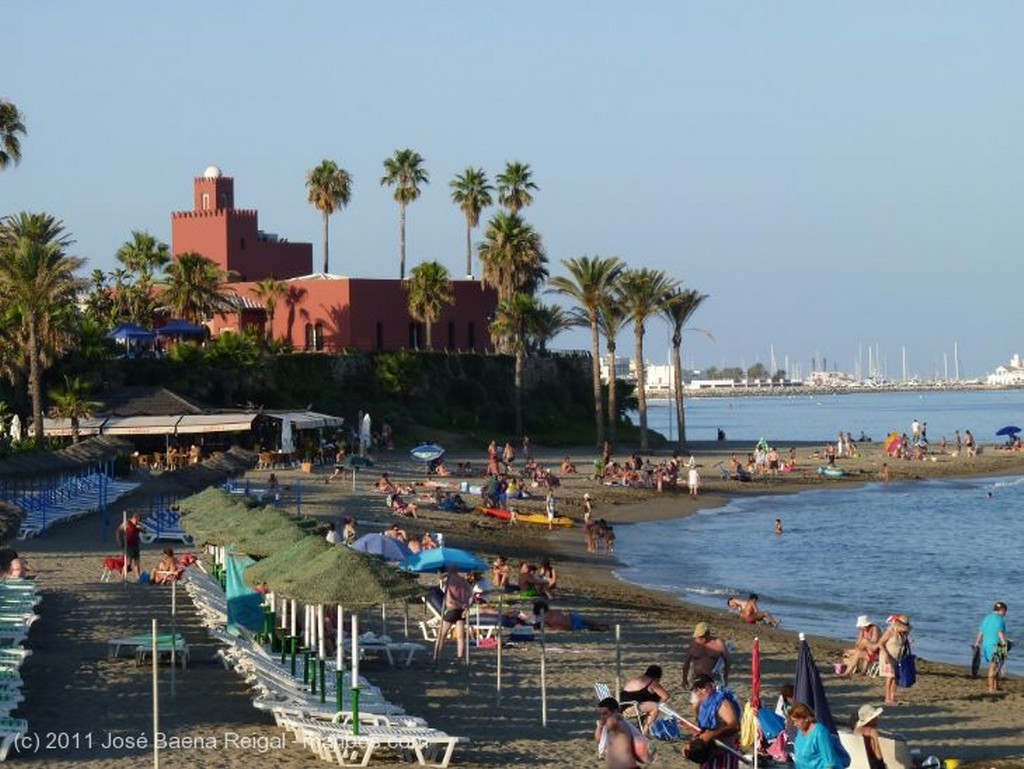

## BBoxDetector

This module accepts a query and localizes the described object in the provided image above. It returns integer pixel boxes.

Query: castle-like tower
[171,166,312,282]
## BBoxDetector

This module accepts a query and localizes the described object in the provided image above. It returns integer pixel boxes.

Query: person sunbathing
[152,548,180,584]
[523,600,608,632]
[492,557,511,589]
[560,456,577,474]
[842,616,881,676]
[376,473,399,494]
[389,494,418,518]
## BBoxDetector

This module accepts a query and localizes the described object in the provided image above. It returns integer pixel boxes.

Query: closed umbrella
[793,633,836,733]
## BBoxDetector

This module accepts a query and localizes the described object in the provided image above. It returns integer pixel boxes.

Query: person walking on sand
[595,697,642,769]
[683,622,730,688]
[545,490,557,530]
[974,601,1009,693]
[433,564,471,664]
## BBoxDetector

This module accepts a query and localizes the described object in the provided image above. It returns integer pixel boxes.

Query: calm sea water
[643,389,1024,445]
[618,390,1022,674]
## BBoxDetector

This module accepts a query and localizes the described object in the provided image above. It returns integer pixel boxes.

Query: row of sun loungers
[0,579,40,760]
[138,508,194,545]
[12,473,140,539]
[180,564,466,767]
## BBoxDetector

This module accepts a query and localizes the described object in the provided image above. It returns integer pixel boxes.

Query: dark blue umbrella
[107,323,157,342]
[157,318,208,337]
[996,425,1021,437]
[794,634,836,733]
[401,546,487,574]
[350,533,411,563]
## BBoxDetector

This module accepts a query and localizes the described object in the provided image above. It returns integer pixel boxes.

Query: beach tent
[156,318,208,338]
[107,323,158,343]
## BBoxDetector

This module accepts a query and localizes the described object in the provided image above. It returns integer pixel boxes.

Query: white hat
[855,704,883,729]
[856,615,871,628]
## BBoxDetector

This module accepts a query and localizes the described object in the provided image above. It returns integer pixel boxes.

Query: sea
[616,389,1023,675]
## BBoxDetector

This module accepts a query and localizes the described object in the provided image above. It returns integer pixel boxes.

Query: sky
[4,2,1024,379]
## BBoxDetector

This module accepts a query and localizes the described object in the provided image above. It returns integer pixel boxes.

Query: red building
[171,167,496,353]
[171,166,312,281]
[216,275,496,353]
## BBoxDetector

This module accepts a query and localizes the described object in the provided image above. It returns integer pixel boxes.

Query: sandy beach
[10,439,1024,768]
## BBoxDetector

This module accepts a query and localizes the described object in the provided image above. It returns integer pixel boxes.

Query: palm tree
[0,99,26,171]
[496,161,538,213]
[490,292,542,436]
[525,303,568,354]
[161,252,230,324]
[406,261,454,350]
[596,297,627,445]
[306,160,353,274]
[449,167,493,278]
[549,256,625,446]
[48,375,100,443]
[115,230,170,326]
[662,288,709,449]
[617,268,678,451]
[380,149,428,280]
[0,212,86,446]
[477,211,548,304]
[252,276,288,343]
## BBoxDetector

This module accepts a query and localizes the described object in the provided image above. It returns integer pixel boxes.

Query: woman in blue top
[791,703,848,769]
[974,601,1008,693]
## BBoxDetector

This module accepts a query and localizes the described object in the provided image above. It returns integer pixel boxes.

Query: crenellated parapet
[172,208,258,220]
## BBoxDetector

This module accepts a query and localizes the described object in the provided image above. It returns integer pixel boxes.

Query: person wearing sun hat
[853,704,888,769]
[683,621,730,689]
[842,615,882,677]
[876,614,913,705]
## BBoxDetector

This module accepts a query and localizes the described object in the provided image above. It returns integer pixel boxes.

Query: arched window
[201,193,210,211]
[304,323,314,351]
[314,323,325,352]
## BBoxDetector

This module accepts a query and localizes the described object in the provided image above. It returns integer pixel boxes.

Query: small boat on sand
[817,466,846,479]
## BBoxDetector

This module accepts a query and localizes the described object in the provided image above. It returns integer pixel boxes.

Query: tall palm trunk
[399,203,407,280]
[28,319,44,447]
[322,211,330,274]
[671,338,686,449]
[607,342,618,445]
[590,318,605,447]
[635,327,649,451]
[465,222,472,278]
[425,321,433,349]
[514,349,524,437]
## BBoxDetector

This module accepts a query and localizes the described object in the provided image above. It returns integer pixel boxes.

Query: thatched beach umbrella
[242,536,332,595]
[179,497,262,546]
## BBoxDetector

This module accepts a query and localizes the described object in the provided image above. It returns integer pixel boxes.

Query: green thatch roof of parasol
[242,536,331,594]
[228,515,306,557]
[275,546,424,608]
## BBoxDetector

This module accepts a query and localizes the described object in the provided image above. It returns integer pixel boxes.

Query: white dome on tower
[203,165,222,179]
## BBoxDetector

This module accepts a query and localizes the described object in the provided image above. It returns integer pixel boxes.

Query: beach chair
[594,682,643,731]
[0,716,28,761]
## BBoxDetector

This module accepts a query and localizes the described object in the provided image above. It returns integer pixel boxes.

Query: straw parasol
[278,546,422,608]
[242,536,332,595]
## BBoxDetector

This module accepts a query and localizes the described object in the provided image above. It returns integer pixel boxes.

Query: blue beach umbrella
[400,546,487,574]
[410,443,445,462]
[350,533,412,563]
[995,425,1021,437]
[793,634,837,733]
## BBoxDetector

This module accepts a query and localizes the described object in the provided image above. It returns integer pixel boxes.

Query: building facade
[171,166,497,353]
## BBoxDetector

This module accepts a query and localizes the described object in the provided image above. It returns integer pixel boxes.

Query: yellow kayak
[513,512,574,528]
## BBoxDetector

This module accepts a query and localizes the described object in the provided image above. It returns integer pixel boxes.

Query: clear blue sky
[4,2,1023,379]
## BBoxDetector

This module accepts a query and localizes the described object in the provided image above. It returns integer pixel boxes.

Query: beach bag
[685,737,719,765]
[897,650,917,688]
[896,638,917,688]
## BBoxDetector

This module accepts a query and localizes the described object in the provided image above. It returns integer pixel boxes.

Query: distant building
[987,354,1024,386]
[171,166,497,353]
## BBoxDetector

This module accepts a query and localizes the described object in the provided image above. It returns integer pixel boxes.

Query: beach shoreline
[10,439,1024,768]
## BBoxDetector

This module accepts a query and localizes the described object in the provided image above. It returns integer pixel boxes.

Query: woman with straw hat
[853,704,887,769]
[875,614,912,705]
